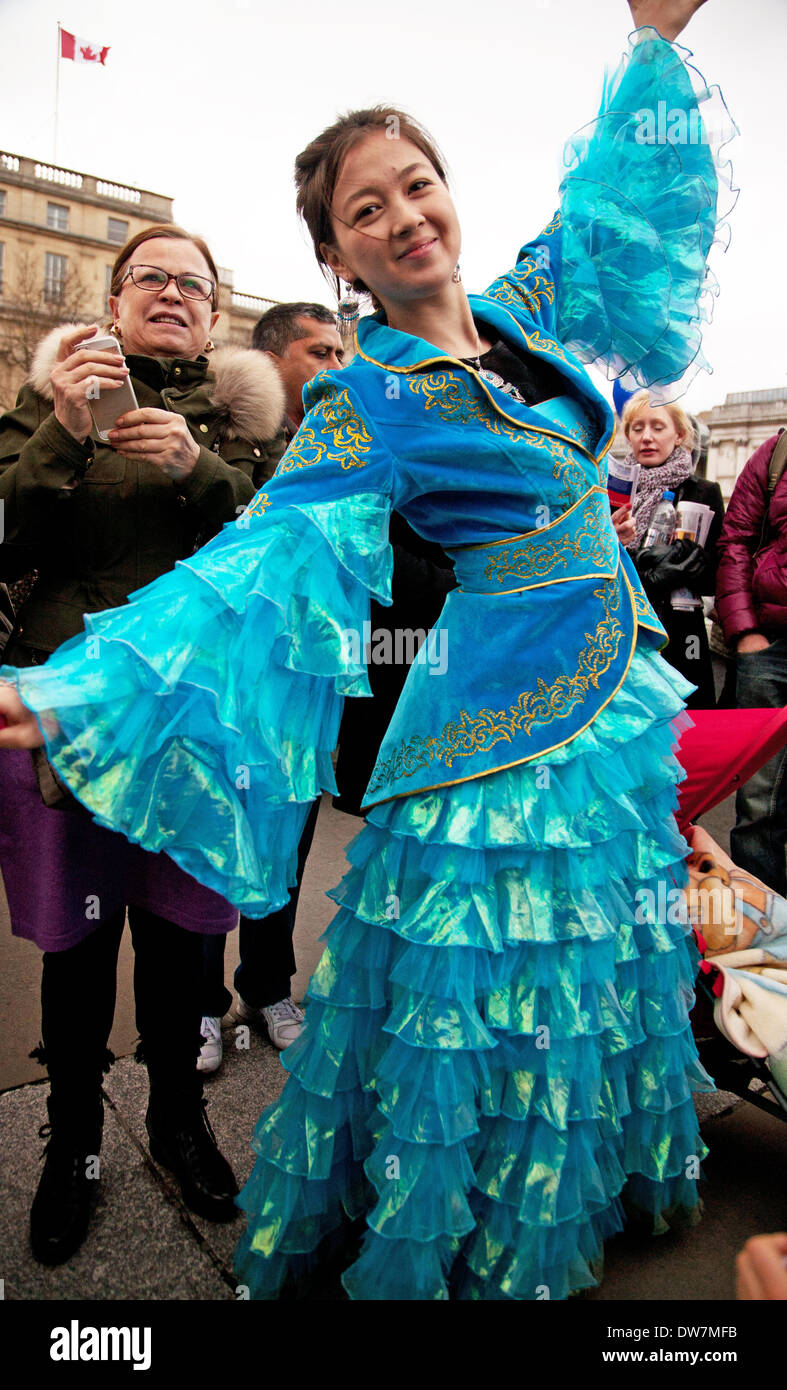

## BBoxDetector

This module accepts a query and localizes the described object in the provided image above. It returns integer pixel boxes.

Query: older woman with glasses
[0,223,286,1265]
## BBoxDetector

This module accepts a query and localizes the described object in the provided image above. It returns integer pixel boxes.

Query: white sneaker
[197,1016,223,1073]
[237,995,304,1050]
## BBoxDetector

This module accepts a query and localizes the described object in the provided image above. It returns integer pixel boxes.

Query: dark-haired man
[252,302,345,432]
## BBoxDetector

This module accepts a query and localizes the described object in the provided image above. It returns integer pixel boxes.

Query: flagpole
[54,21,61,163]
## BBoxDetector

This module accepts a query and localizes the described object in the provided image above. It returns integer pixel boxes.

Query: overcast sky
[0,0,784,416]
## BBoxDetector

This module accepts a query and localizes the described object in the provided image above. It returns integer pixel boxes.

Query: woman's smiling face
[321,130,462,313]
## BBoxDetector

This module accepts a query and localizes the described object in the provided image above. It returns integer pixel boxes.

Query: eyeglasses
[122,264,215,302]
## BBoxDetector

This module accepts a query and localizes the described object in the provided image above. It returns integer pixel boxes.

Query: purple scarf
[628,445,695,546]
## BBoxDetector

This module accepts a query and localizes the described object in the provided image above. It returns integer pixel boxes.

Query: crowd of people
[1,0,786,1301]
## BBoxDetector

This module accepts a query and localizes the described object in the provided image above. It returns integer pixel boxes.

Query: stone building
[0,150,278,409]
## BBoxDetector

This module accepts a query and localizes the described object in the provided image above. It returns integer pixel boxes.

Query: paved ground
[1,791,785,1302]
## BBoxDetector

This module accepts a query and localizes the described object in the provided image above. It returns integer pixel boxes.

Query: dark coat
[333,512,455,816]
[716,434,787,644]
[0,324,286,665]
[631,474,725,708]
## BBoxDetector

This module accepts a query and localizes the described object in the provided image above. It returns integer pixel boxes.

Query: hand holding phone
[49,325,137,443]
[73,335,139,440]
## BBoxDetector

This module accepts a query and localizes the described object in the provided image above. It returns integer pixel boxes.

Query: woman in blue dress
[0,0,735,1298]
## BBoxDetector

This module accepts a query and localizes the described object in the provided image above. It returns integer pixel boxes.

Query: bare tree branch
[0,248,98,410]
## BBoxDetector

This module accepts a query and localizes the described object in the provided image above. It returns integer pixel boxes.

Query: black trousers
[41,906,204,1120]
[201,798,321,1015]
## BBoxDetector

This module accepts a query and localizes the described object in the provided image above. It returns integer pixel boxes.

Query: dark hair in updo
[295,106,449,302]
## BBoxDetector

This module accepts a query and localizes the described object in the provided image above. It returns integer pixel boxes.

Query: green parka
[0,323,286,664]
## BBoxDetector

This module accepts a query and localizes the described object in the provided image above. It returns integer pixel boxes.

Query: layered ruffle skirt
[235,639,713,1300]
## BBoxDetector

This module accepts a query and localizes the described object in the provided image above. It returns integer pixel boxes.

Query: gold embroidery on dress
[563,419,597,449]
[406,371,586,505]
[407,372,492,426]
[483,496,617,585]
[630,581,663,629]
[246,490,271,518]
[487,260,556,317]
[541,210,562,237]
[276,388,372,474]
[633,586,650,617]
[522,328,574,369]
[367,576,624,790]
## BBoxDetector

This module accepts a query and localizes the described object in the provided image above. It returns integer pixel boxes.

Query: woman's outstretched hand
[0,685,45,748]
[627,0,708,41]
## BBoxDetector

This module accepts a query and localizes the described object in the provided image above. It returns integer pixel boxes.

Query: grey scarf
[628,445,695,546]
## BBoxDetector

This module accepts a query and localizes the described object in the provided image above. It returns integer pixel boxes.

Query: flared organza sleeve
[0,376,395,915]
[486,28,736,398]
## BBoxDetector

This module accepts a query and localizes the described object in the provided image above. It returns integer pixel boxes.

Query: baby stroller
[692,972,787,1120]
[676,708,787,1122]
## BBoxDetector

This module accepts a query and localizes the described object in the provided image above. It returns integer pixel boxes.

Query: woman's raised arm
[486,1,735,397]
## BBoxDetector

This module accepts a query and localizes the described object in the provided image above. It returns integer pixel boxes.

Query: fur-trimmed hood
[28,323,286,443]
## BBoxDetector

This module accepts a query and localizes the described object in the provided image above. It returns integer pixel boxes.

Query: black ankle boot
[146,1099,238,1222]
[30,1097,103,1265]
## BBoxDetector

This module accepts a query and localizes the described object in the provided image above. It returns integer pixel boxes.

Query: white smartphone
[74,334,139,440]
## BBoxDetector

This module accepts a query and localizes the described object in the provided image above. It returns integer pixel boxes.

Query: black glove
[635,537,705,595]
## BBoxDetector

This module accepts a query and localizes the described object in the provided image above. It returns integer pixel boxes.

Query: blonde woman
[624,392,725,706]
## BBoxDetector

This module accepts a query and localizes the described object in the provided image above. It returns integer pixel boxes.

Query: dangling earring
[452,264,462,283]
[110,322,122,340]
[203,338,215,354]
[337,281,360,338]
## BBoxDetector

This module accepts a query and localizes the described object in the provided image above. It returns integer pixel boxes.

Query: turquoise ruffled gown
[234,651,712,1301]
[2,30,735,1299]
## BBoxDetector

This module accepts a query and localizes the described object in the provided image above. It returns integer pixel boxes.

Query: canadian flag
[60,28,110,65]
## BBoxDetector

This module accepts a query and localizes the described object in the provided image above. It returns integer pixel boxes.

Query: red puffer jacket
[716,433,787,643]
